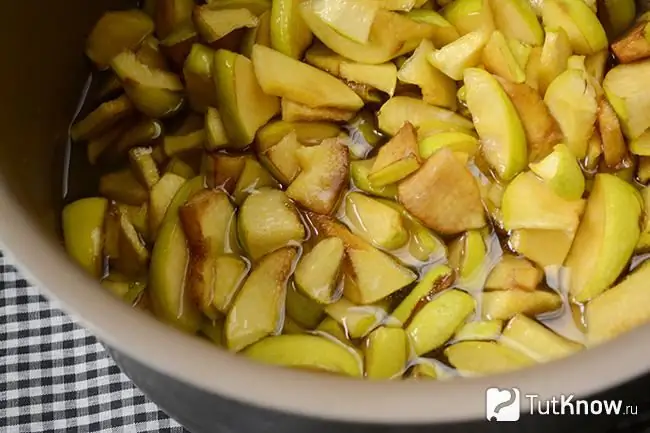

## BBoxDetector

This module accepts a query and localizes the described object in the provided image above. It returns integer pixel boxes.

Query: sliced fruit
[482,289,562,320]
[62,198,108,278]
[179,189,238,317]
[101,275,147,305]
[364,327,408,379]
[509,229,574,267]
[442,0,493,35]
[261,130,303,184]
[244,334,362,376]
[304,42,346,74]
[448,230,487,288]
[271,0,313,58]
[377,96,474,138]
[407,359,439,379]
[544,67,598,159]
[485,255,542,291]
[502,171,586,232]
[149,181,204,333]
[541,0,608,55]
[538,27,572,95]
[603,60,650,140]
[428,31,489,80]
[110,51,184,119]
[281,99,356,123]
[489,0,543,45]
[310,0,378,44]
[159,22,199,67]
[350,159,398,199]
[232,157,280,204]
[637,157,650,184]
[611,20,650,64]
[345,192,408,250]
[205,107,229,149]
[565,174,642,302]
[252,45,362,110]
[324,297,389,338]
[286,284,325,328]
[501,314,583,361]
[482,30,526,83]
[113,118,163,156]
[368,122,420,187]
[586,262,650,345]
[86,10,154,68]
[630,131,650,156]
[226,247,297,351]
[99,169,148,206]
[508,37,532,69]
[205,0,272,15]
[70,95,134,142]
[454,320,503,341]
[524,46,543,90]
[406,289,475,355]
[256,120,340,151]
[286,138,349,215]
[154,0,194,39]
[295,237,345,304]
[598,98,628,168]
[212,255,249,313]
[214,49,280,147]
[339,62,397,96]
[194,6,258,45]
[398,148,486,235]
[149,173,187,238]
[405,9,461,47]
[309,214,417,304]
[241,10,272,57]
[315,317,353,345]
[445,341,535,375]
[114,211,149,278]
[529,143,585,200]
[239,188,305,260]
[600,0,637,41]
[397,39,456,110]
[419,133,478,162]
[464,68,527,180]
[390,264,455,326]
[128,147,160,190]
[183,44,218,113]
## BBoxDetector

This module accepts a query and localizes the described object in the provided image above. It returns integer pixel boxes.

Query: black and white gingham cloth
[0,251,187,432]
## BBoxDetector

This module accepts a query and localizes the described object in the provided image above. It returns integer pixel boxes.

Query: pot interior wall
[0,0,135,239]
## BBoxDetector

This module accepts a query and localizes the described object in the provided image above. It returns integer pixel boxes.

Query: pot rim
[1,187,648,424]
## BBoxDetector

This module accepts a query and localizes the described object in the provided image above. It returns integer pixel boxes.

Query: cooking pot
[1,1,650,432]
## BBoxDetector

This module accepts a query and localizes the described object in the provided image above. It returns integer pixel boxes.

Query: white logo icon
[486,387,521,421]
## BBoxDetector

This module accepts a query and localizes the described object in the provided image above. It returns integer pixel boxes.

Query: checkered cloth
[0,251,187,432]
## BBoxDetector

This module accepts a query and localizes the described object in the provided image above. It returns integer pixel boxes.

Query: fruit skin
[368,122,421,187]
[244,334,362,377]
[406,289,476,355]
[364,327,409,379]
[564,174,642,303]
[271,0,313,58]
[398,148,486,235]
[213,49,280,148]
[464,67,527,181]
[62,198,108,278]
